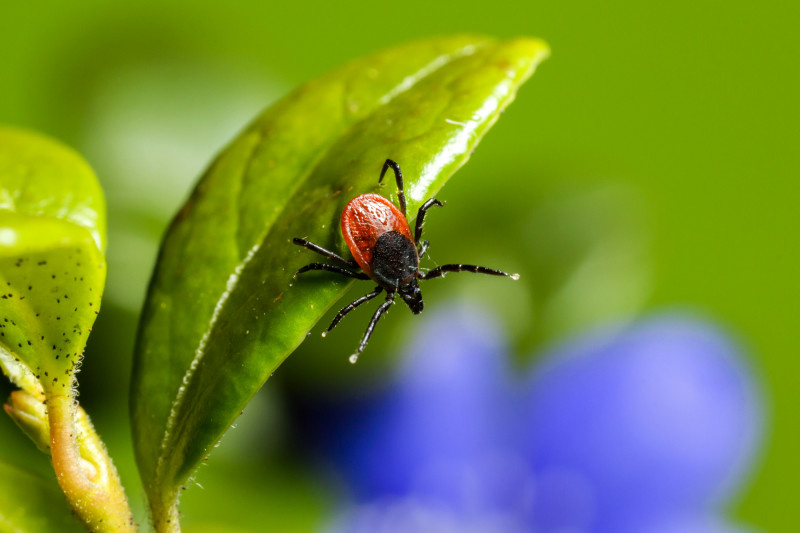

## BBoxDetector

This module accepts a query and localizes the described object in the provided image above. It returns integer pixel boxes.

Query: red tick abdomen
[341,193,413,276]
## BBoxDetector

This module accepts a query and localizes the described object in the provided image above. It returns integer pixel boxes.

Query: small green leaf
[131,36,549,524]
[0,126,106,397]
[4,390,51,453]
[0,461,85,532]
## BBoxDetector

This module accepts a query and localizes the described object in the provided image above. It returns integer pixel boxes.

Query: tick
[293,159,518,363]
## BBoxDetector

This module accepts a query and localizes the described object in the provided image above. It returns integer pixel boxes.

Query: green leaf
[0,461,85,532]
[131,35,549,524]
[0,126,106,397]
[4,390,51,452]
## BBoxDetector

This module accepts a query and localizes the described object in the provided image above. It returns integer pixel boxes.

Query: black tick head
[399,278,423,315]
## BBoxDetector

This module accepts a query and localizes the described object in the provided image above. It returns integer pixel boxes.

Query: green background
[1,1,797,531]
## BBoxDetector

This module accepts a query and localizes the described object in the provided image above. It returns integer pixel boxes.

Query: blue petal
[315,305,525,513]
[618,513,758,533]
[325,498,528,533]
[643,514,757,533]
[523,314,762,530]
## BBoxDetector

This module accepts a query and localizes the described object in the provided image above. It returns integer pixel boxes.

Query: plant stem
[152,492,181,533]
[47,391,137,532]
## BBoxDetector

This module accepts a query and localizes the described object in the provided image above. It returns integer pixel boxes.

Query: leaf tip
[511,36,551,61]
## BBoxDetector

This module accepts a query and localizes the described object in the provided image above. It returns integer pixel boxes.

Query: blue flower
[306,306,762,533]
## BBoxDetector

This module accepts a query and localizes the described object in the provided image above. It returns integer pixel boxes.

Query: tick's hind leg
[350,291,396,363]
[414,198,444,245]
[421,264,520,280]
[324,286,383,336]
[379,159,407,216]
[293,238,357,268]
[294,263,369,280]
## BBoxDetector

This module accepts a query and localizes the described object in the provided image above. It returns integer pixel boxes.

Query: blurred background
[0,1,797,531]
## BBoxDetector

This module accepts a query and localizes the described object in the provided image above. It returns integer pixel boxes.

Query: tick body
[341,193,417,284]
[293,159,518,363]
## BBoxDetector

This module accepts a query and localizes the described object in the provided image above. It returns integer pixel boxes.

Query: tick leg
[350,291,396,363]
[295,263,370,280]
[414,198,444,244]
[379,159,407,216]
[418,240,430,260]
[421,264,520,280]
[324,286,383,336]
[293,238,357,268]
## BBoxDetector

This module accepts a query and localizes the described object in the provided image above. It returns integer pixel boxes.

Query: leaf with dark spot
[0,126,106,398]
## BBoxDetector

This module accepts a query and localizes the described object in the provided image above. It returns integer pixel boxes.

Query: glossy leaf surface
[0,126,106,397]
[130,36,549,520]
